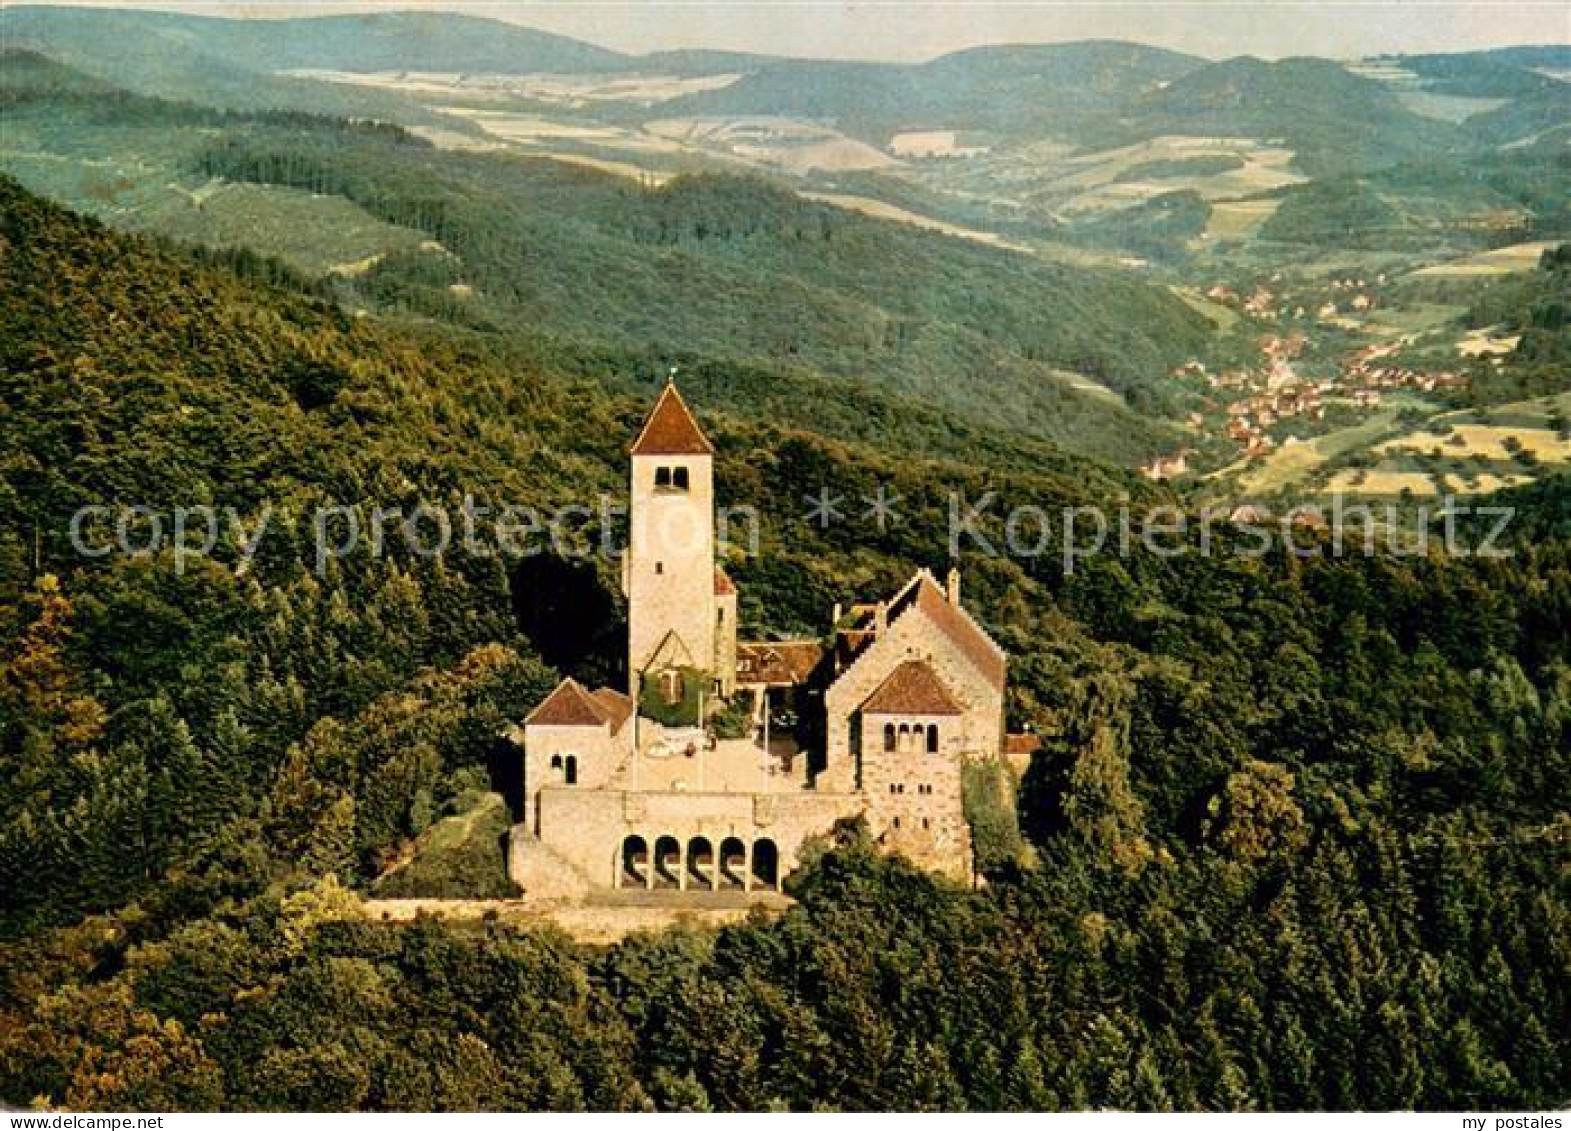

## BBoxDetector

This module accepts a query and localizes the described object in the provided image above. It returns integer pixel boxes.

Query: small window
[565,755,578,786]
[893,817,901,829]
[921,817,930,830]
[659,668,683,705]
[673,467,690,490]
[927,725,939,754]
[655,561,664,575]
[718,607,725,624]
[883,723,896,752]
[655,467,672,488]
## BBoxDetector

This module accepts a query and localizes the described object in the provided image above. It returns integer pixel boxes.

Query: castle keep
[510,383,1008,898]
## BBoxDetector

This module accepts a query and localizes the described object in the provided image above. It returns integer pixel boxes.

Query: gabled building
[512,384,1008,899]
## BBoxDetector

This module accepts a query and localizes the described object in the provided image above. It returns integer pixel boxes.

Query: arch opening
[653,835,682,889]
[687,836,715,890]
[719,836,746,890]
[752,838,779,891]
[620,835,648,889]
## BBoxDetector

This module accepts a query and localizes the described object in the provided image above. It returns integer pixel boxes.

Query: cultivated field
[1412,240,1563,278]
[1045,135,1305,216]
[646,116,900,174]
[1377,424,1570,464]
[285,68,743,106]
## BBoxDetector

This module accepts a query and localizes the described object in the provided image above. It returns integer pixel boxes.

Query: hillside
[1,177,1568,1110]
[0,6,630,79]
[1117,56,1466,176]
[0,61,1225,461]
[656,40,1204,142]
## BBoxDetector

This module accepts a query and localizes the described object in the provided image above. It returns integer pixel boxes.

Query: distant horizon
[9,1,1570,65]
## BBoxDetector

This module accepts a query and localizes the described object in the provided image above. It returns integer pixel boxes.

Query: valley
[0,7,1568,1115]
[3,7,1563,513]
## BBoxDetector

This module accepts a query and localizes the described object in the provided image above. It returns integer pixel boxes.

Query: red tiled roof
[714,566,736,596]
[630,383,713,456]
[889,573,1006,689]
[737,640,823,686]
[861,660,964,716]
[1004,733,1042,760]
[524,678,607,727]
[590,688,635,734]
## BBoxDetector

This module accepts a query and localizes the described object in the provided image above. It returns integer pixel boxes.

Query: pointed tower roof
[630,382,714,456]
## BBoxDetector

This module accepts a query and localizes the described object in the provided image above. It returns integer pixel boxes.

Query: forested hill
[0,56,1220,462]
[1,178,1568,1110]
[185,118,1215,458]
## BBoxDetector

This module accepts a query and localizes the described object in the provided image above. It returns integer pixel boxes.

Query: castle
[509,383,1008,899]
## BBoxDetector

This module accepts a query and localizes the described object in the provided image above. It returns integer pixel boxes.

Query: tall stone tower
[624,381,718,698]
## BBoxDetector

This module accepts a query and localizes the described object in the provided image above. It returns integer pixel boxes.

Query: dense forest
[0,49,1224,461]
[1,174,1568,1110]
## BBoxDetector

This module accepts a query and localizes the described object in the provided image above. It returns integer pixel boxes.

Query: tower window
[673,467,689,490]
[654,466,689,492]
[927,725,939,754]
[655,466,672,488]
[655,561,664,575]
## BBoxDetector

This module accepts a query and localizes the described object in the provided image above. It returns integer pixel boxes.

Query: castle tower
[625,382,719,699]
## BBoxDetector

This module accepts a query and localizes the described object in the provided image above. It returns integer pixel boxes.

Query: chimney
[874,601,887,634]
[946,566,961,606]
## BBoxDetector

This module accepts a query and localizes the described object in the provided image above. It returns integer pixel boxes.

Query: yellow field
[1049,135,1305,217]
[1205,198,1282,241]
[1223,407,1407,495]
[1378,425,1571,463]
[1457,327,1522,357]
[286,68,743,105]
[1325,469,1440,497]
[647,116,898,175]
[1412,240,1563,279]
[1443,472,1534,494]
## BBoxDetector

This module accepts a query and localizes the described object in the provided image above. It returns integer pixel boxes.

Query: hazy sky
[18,1,1571,62]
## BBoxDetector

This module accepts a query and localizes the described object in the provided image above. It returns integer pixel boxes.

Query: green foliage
[961,759,1034,874]
[637,666,709,728]
[369,792,517,900]
[710,696,753,740]
[0,154,1569,1114]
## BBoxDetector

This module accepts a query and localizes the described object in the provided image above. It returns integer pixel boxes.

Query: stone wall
[522,722,612,834]
[715,585,738,698]
[858,712,971,880]
[822,602,1004,789]
[517,786,863,892]
[627,452,716,690]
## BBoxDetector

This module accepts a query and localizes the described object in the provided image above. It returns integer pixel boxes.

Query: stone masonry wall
[628,452,716,691]
[519,786,863,891]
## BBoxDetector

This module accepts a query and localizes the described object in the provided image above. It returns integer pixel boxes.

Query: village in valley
[1138,251,1570,506]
